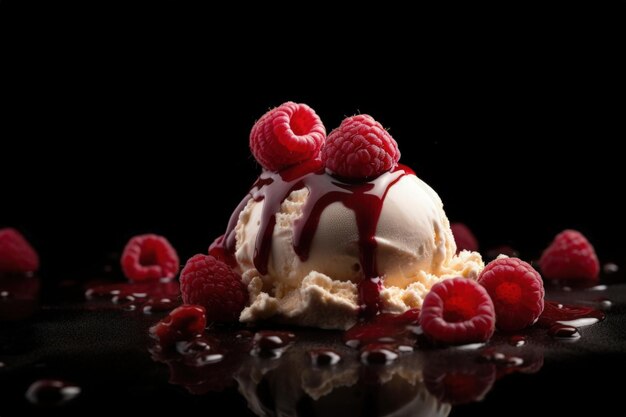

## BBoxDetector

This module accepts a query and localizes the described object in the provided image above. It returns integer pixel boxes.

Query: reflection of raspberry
[250,102,326,171]
[121,234,180,281]
[321,114,400,179]
[0,228,39,273]
[424,356,496,405]
[450,223,478,252]
[478,257,544,332]
[179,254,247,322]
[420,278,495,345]
[539,230,599,281]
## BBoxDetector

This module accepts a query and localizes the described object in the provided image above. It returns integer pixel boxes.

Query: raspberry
[420,277,495,345]
[478,257,545,332]
[450,223,479,252]
[249,102,326,171]
[0,228,39,273]
[150,304,206,347]
[321,115,400,180]
[121,234,180,281]
[539,230,600,281]
[179,254,247,322]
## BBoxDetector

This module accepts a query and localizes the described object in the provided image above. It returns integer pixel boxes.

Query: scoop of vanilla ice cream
[235,172,483,329]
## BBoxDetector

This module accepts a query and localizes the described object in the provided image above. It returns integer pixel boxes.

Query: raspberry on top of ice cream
[322,114,400,180]
[249,102,326,171]
[203,102,484,330]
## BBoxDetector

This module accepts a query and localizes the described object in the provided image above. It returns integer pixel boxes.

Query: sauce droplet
[25,380,81,407]
[251,331,295,359]
[548,324,580,339]
[360,344,399,364]
[309,349,342,366]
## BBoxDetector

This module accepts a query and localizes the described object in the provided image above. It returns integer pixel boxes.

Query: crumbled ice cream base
[240,249,483,330]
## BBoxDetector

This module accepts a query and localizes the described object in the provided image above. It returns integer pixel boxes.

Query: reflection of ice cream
[235,339,451,417]
[217,161,483,330]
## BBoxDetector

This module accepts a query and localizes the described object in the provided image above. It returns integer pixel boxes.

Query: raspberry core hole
[443,296,477,322]
[495,282,522,305]
[290,107,315,135]
[139,245,158,266]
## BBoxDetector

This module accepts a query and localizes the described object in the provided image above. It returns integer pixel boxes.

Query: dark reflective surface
[1,266,625,416]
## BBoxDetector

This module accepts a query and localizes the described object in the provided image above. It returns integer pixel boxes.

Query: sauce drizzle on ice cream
[214,161,415,317]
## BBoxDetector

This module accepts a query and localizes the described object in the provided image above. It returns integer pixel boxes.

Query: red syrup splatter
[148,307,240,386]
[344,309,420,347]
[344,309,420,363]
[212,160,415,318]
[85,279,180,314]
[149,305,206,347]
[150,329,253,394]
[536,300,605,328]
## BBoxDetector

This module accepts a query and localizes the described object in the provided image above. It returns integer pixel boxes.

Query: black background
[2,5,626,417]
[1,4,625,279]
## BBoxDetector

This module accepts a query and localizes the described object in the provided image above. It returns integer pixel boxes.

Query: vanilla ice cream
[225,165,483,330]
